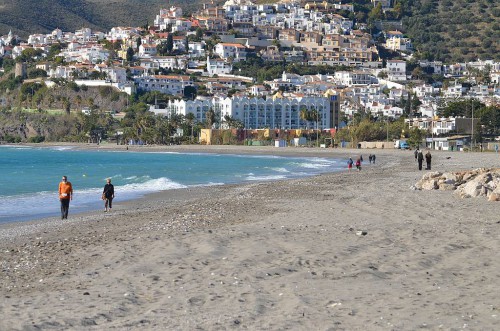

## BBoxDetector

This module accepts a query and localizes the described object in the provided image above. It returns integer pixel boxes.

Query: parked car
[394,140,409,149]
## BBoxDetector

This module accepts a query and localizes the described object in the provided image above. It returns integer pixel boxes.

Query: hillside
[0,0,499,63]
[0,0,192,37]
[402,0,500,62]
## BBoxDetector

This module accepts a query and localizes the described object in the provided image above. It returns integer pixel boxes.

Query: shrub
[28,135,45,143]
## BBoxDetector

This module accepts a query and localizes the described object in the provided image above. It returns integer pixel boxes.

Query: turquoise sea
[0,146,345,223]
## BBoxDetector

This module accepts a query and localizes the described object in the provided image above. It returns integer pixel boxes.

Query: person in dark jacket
[425,151,432,170]
[417,150,424,170]
[103,178,115,212]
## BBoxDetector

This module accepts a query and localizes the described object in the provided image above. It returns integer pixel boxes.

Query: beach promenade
[1,145,499,330]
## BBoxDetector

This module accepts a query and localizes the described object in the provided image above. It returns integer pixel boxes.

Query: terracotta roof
[219,43,246,48]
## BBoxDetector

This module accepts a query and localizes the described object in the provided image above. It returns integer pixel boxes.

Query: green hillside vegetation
[0,0,191,37]
[401,0,500,62]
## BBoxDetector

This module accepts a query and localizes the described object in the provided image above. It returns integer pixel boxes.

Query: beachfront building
[405,117,480,136]
[152,93,340,130]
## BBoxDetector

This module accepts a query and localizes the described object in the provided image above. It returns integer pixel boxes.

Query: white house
[138,44,158,57]
[334,71,374,86]
[442,83,465,98]
[140,56,188,71]
[385,37,413,52]
[207,56,233,76]
[94,65,127,83]
[214,43,247,62]
[188,41,206,58]
[135,75,193,96]
[386,60,407,81]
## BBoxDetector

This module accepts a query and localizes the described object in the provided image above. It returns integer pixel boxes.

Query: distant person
[355,157,362,171]
[372,154,376,164]
[417,150,424,170]
[368,154,373,164]
[347,157,354,172]
[58,176,73,219]
[360,155,363,163]
[102,178,115,212]
[414,149,419,161]
[425,151,432,170]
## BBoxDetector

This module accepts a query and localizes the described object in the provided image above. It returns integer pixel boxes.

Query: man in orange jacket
[59,176,73,219]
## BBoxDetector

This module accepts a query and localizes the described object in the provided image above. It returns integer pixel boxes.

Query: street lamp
[386,116,389,142]
[471,98,474,151]
[316,109,319,148]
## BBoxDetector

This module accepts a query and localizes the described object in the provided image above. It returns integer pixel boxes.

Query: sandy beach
[1,145,499,330]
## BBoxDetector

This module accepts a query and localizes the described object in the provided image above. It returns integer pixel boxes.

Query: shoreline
[0,143,354,227]
[1,146,499,330]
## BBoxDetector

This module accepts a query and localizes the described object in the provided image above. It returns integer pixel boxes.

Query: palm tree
[75,95,82,111]
[300,107,311,129]
[185,112,196,142]
[309,108,320,146]
[205,108,216,129]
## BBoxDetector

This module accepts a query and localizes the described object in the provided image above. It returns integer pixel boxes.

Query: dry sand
[1,146,499,330]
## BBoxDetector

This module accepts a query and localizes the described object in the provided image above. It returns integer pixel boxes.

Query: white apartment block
[335,71,374,86]
[135,75,194,96]
[158,94,336,130]
[140,56,188,71]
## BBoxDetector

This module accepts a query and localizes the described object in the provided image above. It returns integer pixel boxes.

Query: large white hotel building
[151,93,340,130]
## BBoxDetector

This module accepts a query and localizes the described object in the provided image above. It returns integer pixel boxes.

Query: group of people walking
[348,154,375,172]
[415,149,432,170]
[58,177,115,220]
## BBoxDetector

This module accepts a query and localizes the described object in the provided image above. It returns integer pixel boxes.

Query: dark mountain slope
[0,0,190,36]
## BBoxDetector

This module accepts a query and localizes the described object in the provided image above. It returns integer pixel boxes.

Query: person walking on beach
[372,154,376,164]
[368,154,373,164]
[417,150,424,170]
[103,178,115,212]
[425,151,432,170]
[355,157,362,171]
[59,176,73,219]
[347,157,354,172]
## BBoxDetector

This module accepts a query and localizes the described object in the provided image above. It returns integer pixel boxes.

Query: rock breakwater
[414,168,500,201]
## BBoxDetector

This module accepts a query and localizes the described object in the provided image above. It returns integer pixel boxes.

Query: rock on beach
[415,168,500,200]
